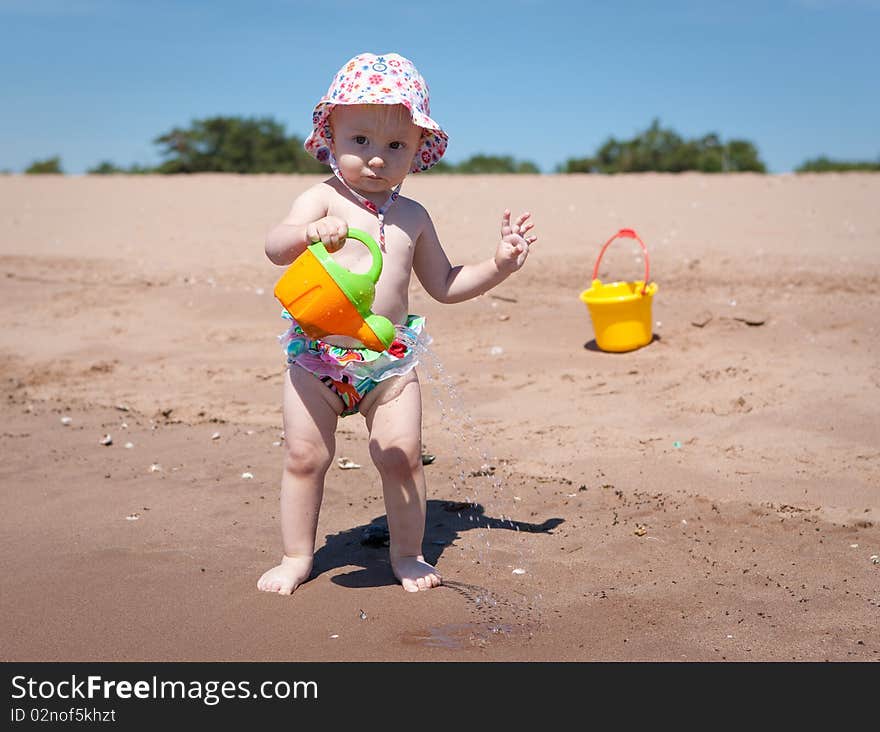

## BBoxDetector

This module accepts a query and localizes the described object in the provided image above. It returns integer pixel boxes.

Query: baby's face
[330,104,423,195]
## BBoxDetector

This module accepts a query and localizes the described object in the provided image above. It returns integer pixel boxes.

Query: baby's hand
[306,216,348,252]
[496,209,536,274]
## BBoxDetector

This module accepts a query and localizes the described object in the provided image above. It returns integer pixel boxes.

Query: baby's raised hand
[496,209,536,273]
[306,216,348,252]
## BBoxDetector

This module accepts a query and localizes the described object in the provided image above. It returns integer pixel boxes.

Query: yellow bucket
[579,228,658,353]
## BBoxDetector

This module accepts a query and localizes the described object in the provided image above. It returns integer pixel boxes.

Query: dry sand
[1,173,878,661]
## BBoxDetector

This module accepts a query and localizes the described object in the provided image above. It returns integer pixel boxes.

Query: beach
[1,172,878,661]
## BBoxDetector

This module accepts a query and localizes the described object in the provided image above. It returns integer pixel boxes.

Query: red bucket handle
[592,228,651,295]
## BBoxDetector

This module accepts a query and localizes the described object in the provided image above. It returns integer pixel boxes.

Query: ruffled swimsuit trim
[279,312,431,416]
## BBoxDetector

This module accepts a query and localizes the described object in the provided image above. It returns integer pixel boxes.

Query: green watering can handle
[344,228,383,284]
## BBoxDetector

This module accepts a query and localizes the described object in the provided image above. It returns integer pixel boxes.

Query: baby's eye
[389,141,406,150]
[354,135,367,145]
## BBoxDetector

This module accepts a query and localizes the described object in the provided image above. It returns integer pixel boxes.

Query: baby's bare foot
[257,554,313,595]
[391,554,442,592]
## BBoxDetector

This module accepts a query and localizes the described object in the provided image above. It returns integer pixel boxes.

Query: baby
[257,52,536,594]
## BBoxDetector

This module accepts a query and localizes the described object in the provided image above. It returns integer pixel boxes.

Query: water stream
[415,342,543,626]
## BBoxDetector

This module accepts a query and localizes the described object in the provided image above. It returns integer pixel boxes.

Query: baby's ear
[410,129,426,166]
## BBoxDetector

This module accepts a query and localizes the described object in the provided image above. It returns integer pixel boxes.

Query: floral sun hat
[305,52,448,174]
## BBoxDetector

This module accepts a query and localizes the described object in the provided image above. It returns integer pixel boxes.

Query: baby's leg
[257,366,341,595]
[362,373,441,592]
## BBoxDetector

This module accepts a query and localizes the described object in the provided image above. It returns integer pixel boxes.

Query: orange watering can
[274,228,396,352]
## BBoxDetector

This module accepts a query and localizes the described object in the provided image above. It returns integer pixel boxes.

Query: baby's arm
[413,208,536,304]
[265,184,349,265]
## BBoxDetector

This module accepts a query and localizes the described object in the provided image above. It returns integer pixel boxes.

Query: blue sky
[1,0,877,174]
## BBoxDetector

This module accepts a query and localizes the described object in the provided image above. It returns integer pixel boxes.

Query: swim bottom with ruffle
[279,313,431,417]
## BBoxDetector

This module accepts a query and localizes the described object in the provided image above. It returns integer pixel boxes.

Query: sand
[0,173,878,661]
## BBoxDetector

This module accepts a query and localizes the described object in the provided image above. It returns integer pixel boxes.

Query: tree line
[560,119,765,173]
[18,116,879,175]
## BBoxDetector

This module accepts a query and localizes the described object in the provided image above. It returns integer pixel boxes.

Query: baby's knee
[370,438,422,478]
[283,438,333,478]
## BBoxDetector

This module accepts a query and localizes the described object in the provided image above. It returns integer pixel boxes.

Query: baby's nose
[368,155,385,168]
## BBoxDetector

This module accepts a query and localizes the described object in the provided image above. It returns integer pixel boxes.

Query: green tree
[439,154,540,174]
[87,161,154,174]
[695,134,723,172]
[724,139,765,172]
[515,160,541,174]
[88,161,124,174]
[558,156,596,173]
[455,154,517,173]
[561,120,765,173]
[631,120,685,171]
[25,156,63,174]
[796,156,880,172]
[153,116,325,174]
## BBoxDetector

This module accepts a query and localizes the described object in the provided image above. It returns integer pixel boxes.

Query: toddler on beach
[257,52,537,594]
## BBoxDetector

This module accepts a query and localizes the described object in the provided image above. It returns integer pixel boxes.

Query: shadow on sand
[313,499,563,589]
[583,333,662,352]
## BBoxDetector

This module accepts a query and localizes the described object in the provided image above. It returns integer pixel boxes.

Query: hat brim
[304,100,448,174]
